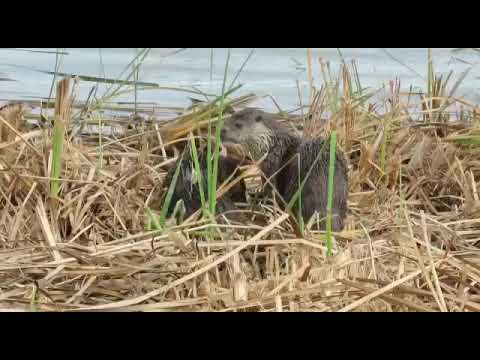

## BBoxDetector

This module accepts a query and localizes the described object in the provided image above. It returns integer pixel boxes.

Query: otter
[221,108,348,231]
[163,142,247,221]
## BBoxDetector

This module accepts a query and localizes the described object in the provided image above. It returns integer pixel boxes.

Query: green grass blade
[134,48,139,115]
[145,208,162,231]
[336,48,345,63]
[46,49,64,119]
[98,48,106,80]
[380,48,425,80]
[228,48,255,91]
[286,141,329,212]
[1,48,69,55]
[427,48,433,98]
[325,131,337,256]
[189,135,207,214]
[158,159,183,228]
[206,117,213,213]
[210,48,214,82]
[285,134,336,255]
[446,134,480,146]
[210,84,242,106]
[448,67,471,99]
[24,68,159,87]
[351,60,363,94]
[210,49,231,215]
[102,48,150,96]
[50,77,70,198]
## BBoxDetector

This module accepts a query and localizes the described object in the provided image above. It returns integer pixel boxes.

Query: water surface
[1,48,479,113]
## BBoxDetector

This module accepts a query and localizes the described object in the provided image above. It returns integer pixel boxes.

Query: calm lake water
[1,48,480,113]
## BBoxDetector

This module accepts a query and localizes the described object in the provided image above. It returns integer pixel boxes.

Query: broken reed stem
[50,77,72,198]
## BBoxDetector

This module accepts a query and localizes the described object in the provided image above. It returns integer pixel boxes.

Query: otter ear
[255,115,262,122]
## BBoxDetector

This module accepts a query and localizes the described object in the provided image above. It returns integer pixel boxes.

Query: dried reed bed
[1,68,480,312]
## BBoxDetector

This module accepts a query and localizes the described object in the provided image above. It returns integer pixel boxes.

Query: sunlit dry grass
[1,56,480,312]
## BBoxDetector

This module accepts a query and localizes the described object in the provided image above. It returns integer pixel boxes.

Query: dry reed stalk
[1,61,480,312]
[68,213,290,310]
[338,259,446,312]
[36,200,63,262]
[339,279,438,312]
[50,77,72,198]
[0,103,30,142]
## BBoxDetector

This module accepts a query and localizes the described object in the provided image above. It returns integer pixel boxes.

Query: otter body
[163,143,247,220]
[221,108,348,231]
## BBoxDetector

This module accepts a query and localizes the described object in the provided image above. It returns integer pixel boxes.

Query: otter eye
[235,122,242,129]
[255,115,262,122]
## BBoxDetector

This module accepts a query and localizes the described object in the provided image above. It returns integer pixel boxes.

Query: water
[1,48,480,113]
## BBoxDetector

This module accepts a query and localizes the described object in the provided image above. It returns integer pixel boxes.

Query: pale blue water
[1,48,479,113]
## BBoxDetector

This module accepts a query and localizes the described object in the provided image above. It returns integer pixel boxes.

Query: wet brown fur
[221,108,348,231]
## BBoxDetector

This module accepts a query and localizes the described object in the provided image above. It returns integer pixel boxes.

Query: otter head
[221,108,281,161]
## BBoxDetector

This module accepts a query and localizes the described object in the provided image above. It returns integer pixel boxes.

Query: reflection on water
[0,48,479,113]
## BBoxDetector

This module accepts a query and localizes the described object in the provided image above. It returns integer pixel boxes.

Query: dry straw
[0,53,480,312]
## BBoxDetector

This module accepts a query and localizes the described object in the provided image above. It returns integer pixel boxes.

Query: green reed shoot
[325,131,337,256]
[286,139,329,212]
[189,134,207,214]
[158,158,183,228]
[50,115,65,197]
[208,49,231,216]
[285,134,336,255]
